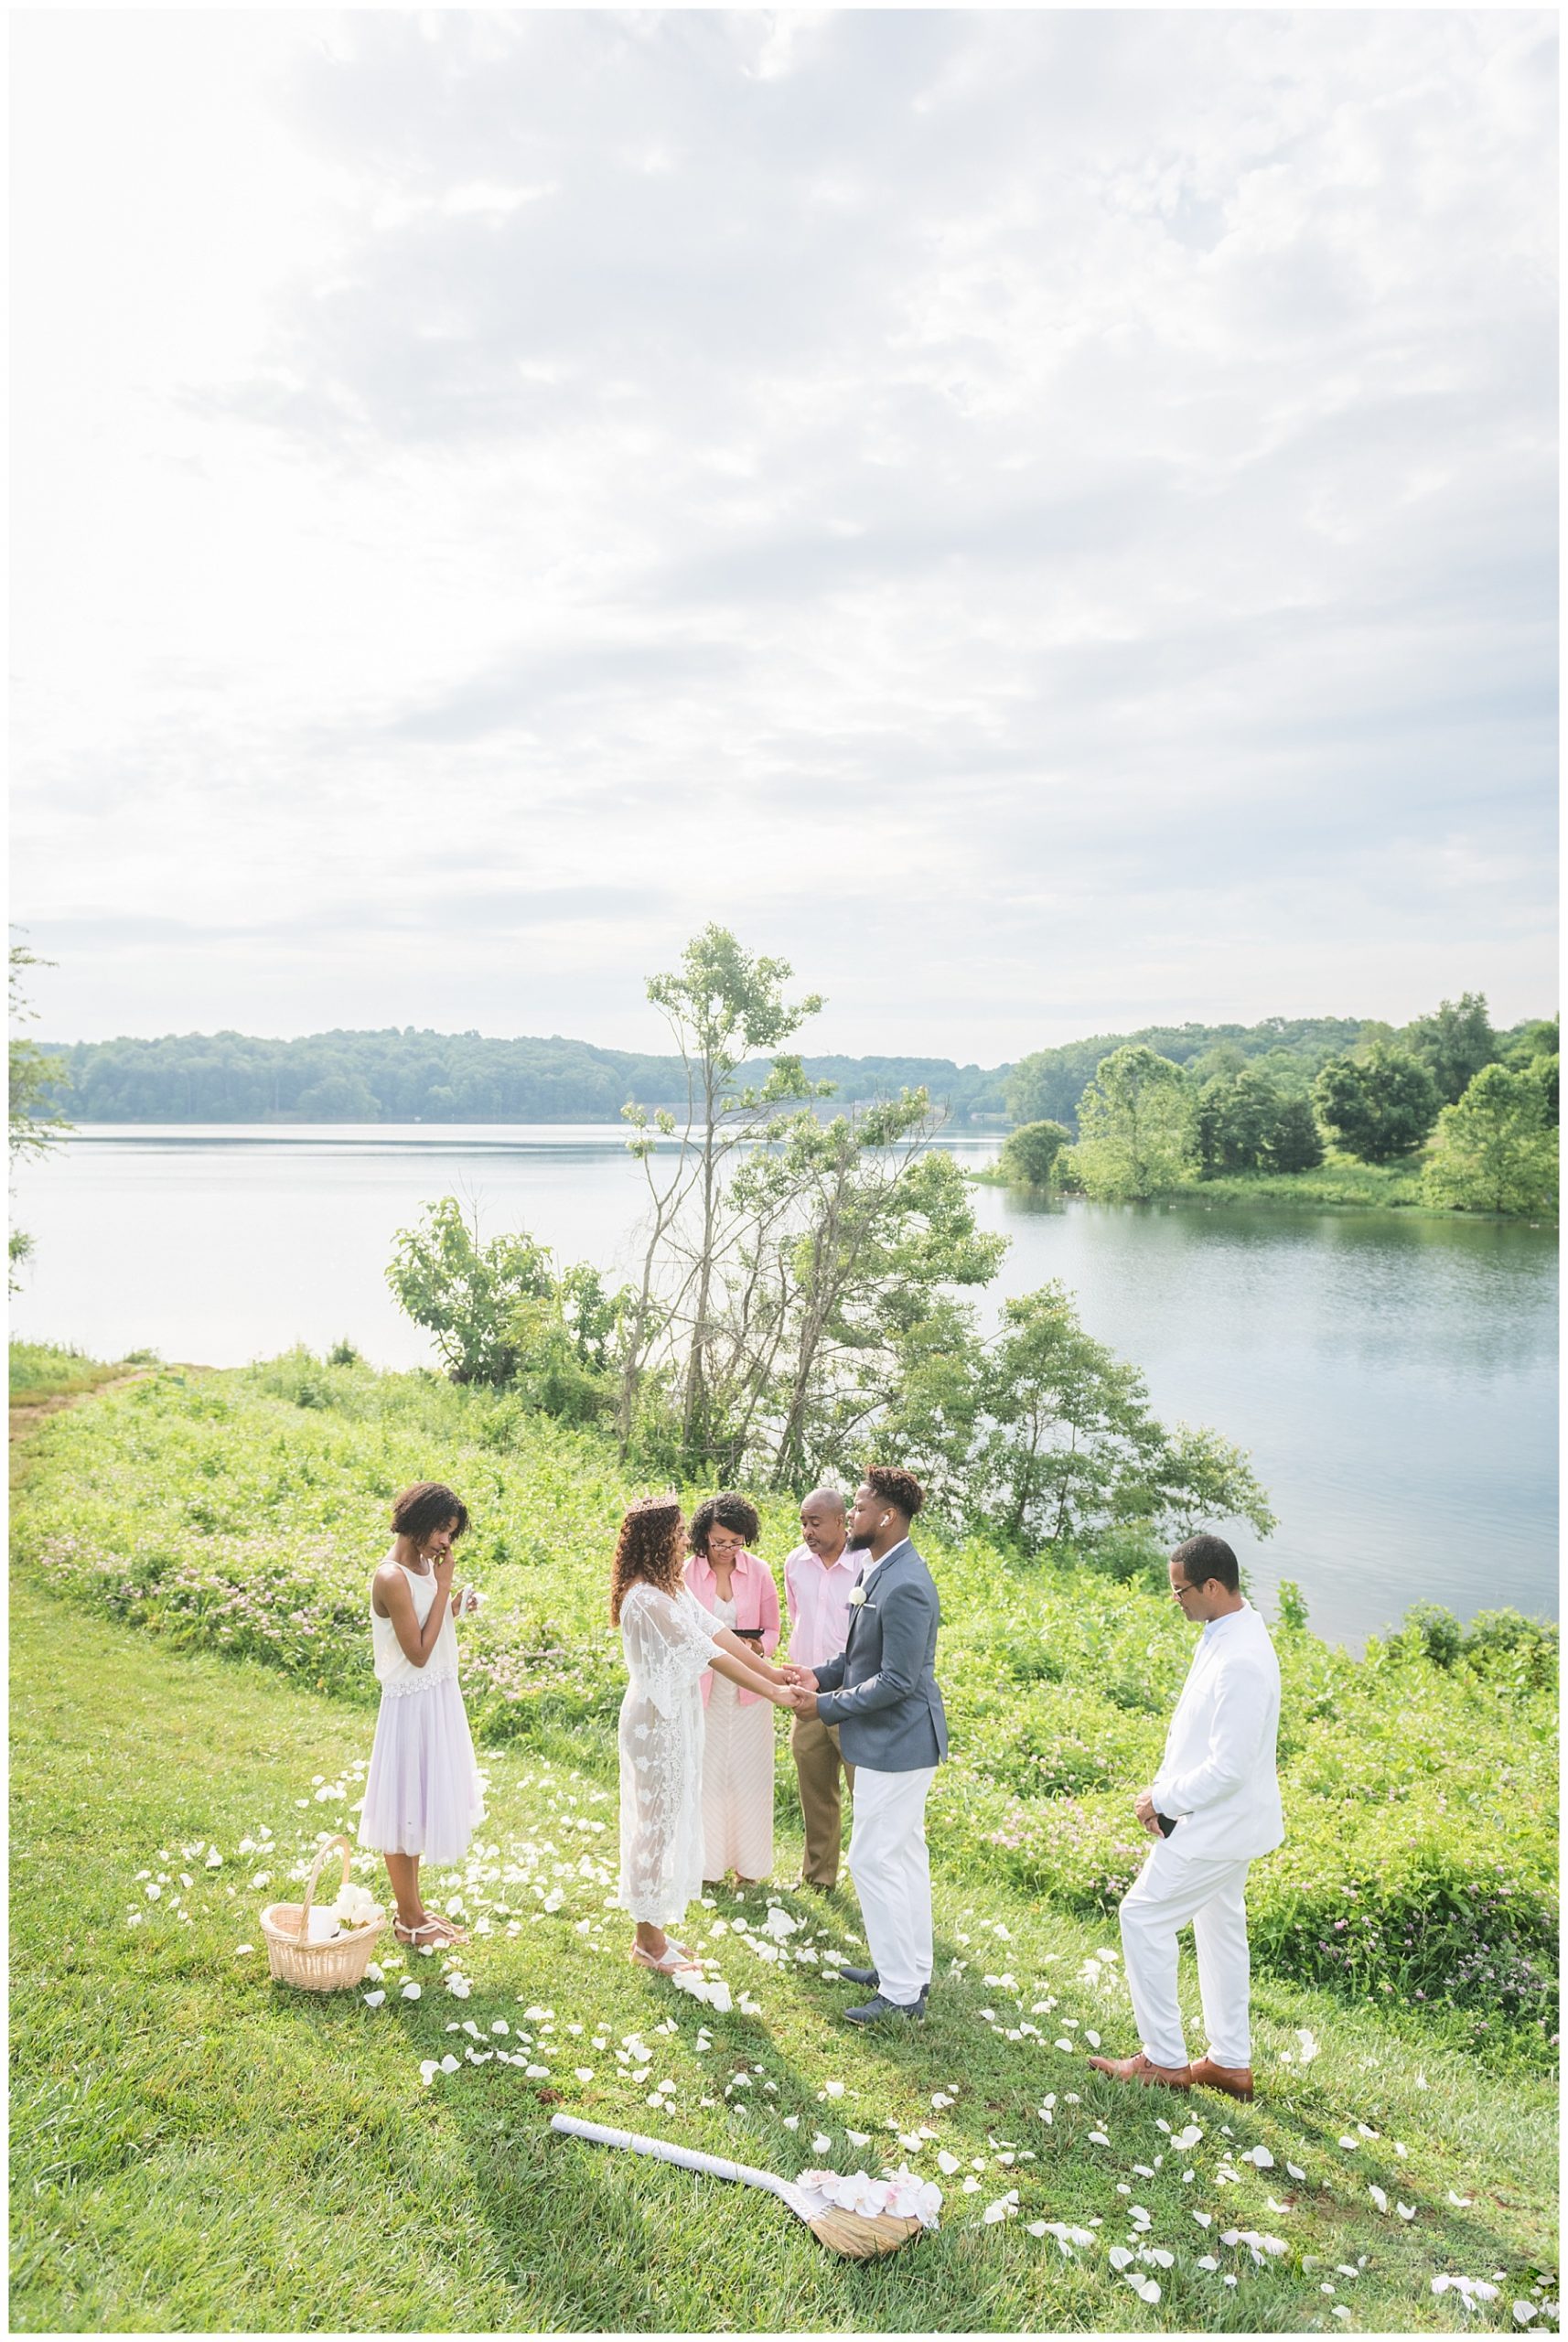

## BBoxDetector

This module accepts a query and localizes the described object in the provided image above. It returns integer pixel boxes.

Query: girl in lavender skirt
[358,1480,486,1949]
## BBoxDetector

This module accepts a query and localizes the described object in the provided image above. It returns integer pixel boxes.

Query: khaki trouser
[791,1712,854,1887]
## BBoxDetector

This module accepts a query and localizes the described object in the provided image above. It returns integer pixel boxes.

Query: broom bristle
[807,2207,924,2261]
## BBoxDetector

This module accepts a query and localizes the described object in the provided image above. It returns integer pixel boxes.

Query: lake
[11,1124,1558,1649]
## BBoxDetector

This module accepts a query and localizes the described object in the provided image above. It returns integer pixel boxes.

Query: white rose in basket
[332,1882,381,1934]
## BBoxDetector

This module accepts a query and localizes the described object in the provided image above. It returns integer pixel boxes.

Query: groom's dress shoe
[832,1965,929,2004]
[844,1993,925,2026]
[1087,2050,1192,2091]
[1188,2057,1254,2101]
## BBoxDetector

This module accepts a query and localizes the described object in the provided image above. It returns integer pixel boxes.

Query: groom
[784,1467,947,2025]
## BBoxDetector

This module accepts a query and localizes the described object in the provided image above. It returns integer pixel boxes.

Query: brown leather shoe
[1087,2049,1192,2091]
[1189,2056,1254,2101]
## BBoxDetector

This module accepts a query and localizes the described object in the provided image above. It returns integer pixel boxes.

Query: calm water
[11,1124,1558,1648]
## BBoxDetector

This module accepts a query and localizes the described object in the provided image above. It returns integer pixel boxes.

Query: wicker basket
[261,1834,384,1992]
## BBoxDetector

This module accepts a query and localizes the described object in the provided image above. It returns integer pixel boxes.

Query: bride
[612,1496,796,1971]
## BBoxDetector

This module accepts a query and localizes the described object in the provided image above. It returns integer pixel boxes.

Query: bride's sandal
[629,1941,699,1974]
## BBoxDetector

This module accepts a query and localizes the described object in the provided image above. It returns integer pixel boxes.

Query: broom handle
[550,2113,792,2204]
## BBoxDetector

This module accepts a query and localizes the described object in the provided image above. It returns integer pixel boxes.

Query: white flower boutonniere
[847,1585,872,1610]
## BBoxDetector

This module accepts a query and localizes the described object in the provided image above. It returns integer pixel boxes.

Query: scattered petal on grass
[1088,2131,1111,2148]
[1369,2186,1389,2214]
[811,2133,832,2154]
[1241,2145,1274,2169]
[1515,2302,1538,2324]
[402,1982,422,2001]
[362,1990,386,2007]
[1286,2162,1306,2182]
[1449,2192,1473,2208]
[1397,2204,1416,2222]
[846,2131,870,2148]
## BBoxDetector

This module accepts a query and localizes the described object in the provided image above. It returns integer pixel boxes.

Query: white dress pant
[1119,1837,1255,2069]
[846,1763,936,2009]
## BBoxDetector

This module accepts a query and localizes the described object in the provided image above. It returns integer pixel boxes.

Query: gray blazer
[813,1538,948,1773]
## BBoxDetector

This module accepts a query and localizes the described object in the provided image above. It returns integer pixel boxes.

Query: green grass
[1158,1160,1429,1212]
[9,1570,1559,2334]
[8,1342,140,1403]
[12,1352,1556,2070]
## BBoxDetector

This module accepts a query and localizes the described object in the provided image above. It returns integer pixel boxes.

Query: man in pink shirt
[783,1488,859,1888]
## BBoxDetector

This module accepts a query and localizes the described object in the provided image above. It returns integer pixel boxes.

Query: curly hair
[864,1465,924,1519]
[392,1482,470,1542]
[609,1497,686,1624]
[688,1491,761,1555]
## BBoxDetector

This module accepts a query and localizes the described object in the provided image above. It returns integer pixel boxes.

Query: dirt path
[9,1369,159,1455]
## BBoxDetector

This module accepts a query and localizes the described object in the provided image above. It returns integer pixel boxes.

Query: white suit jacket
[1150,1602,1283,1860]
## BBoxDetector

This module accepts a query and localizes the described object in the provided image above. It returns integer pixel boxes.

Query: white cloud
[10,10,1556,1055]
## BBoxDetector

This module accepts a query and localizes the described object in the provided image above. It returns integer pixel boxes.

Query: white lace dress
[617,1582,725,1928]
[357,1563,486,1868]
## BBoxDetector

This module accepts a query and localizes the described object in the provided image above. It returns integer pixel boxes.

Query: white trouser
[846,1763,937,2009]
[1119,1838,1255,2069]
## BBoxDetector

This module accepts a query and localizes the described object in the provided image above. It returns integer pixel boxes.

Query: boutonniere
[847,1585,874,1610]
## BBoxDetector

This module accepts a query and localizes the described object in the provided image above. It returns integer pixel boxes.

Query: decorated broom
[549,2112,935,2261]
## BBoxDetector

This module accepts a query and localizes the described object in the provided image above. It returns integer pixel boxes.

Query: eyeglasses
[1170,1582,1197,1599]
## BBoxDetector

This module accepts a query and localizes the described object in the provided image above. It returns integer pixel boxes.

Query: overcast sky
[11,9,1557,1062]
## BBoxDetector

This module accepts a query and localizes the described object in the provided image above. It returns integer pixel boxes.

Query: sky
[10,8,1558,1063]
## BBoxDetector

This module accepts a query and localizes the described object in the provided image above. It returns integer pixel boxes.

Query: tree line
[32,1026,1011,1126]
[383,925,1274,1583]
[1000,993,1560,1217]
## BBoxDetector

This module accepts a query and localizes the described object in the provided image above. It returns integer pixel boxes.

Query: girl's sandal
[424,1911,469,1944]
[395,1917,461,1949]
[629,1941,700,1974]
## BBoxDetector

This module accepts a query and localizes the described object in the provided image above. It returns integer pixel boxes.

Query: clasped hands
[771,1660,820,1717]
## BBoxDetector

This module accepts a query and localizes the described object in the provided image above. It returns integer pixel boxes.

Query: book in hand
[1155,1811,1178,1838]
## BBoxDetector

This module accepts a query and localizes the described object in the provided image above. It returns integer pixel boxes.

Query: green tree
[506,1263,627,1424]
[1312,1044,1439,1164]
[1403,992,1498,1105]
[732,1100,1006,1488]
[1501,1016,1559,1072]
[1073,1047,1196,1200]
[1122,1422,1277,1543]
[998,1119,1071,1187]
[889,1283,1274,1555]
[295,1071,381,1120]
[1195,1066,1281,1176]
[1422,1063,1559,1217]
[386,1198,554,1383]
[621,927,826,1468]
[8,940,72,1289]
[1262,1091,1325,1173]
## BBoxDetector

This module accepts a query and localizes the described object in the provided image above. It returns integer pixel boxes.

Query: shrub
[998,1119,1072,1188]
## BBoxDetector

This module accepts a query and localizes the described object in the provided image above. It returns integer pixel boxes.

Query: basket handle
[295,1833,354,1941]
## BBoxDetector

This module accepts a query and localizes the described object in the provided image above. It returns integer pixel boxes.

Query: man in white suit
[1089,1532,1283,2102]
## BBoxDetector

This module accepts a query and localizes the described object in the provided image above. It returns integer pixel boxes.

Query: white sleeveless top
[371,1562,459,1697]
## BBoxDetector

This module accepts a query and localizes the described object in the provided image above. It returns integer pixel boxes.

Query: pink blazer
[685,1549,781,1707]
